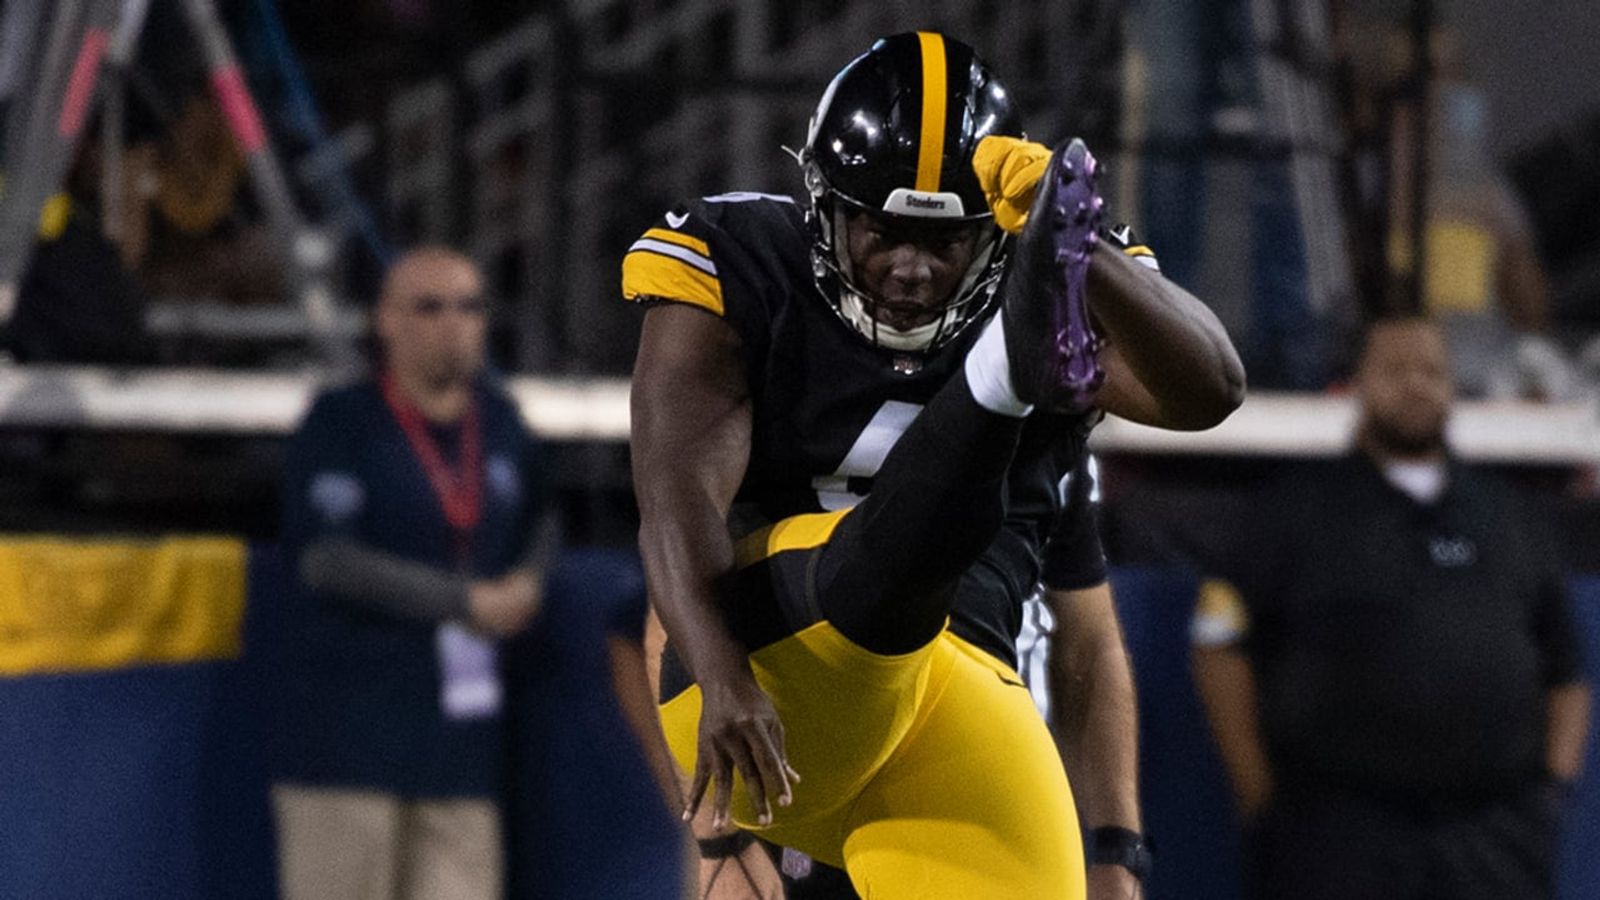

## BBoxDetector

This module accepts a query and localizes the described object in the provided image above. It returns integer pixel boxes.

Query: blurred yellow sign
[1389,219,1495,315]
[0,536,246,676]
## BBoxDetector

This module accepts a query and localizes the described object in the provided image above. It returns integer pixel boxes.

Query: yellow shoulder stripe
[622,251,725,316]
[735,509,851,569]
[1123,244,1155,257]
[642,228,712,259]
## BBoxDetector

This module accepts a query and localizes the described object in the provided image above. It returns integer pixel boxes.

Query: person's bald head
[1355,316,1454,459]
[376,247,487,389]
[380,247,479,305]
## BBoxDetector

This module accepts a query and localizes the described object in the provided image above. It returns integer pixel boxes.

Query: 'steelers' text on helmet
[800,32,1024,354]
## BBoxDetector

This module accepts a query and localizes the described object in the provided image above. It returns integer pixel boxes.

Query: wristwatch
[1087,826,1154,881]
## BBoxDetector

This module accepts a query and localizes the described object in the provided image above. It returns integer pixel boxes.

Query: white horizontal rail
[0,366,1596,462]
[1090,393,1600,464]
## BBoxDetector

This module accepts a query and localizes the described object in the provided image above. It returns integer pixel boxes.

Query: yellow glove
[972,135,1052,234]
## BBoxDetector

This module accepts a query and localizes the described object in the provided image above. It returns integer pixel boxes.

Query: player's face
[1356,320,1453,456]
[378,254,488,387]
[844,211,982,331]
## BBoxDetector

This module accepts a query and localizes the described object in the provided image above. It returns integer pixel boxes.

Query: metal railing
[0,364,1595,466]
[374,1,1130,373]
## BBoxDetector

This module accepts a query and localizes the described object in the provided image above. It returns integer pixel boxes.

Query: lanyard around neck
[380,372,482,556]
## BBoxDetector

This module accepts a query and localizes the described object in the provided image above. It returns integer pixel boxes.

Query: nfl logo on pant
[782,848,814,880]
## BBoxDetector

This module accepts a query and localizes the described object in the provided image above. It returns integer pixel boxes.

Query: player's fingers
[748,725,792,808]
[683,753,712,822]
[767,719,801,786]
[726,737,772,826]
[712,752,736,830]
[1005,152,1050,197]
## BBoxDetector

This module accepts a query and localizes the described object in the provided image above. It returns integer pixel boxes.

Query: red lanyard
[380,371,482,561]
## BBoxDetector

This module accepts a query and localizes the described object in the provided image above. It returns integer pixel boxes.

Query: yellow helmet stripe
[915,31,948,193]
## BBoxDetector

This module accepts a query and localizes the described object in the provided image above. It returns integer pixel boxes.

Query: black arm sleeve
[300,537,470,624]
[517,511,561,573]
[1041,453,1109,591]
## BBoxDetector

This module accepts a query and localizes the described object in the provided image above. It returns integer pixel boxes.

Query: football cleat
[997,138,1105,413]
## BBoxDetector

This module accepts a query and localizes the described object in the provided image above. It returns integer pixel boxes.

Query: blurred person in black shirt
[2,194,150,365]
[1192,316,1591,900]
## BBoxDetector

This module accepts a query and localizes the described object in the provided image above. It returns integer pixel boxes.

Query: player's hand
[1087,864,1143,900]
[686,671,800,830]
[468,569,541,637]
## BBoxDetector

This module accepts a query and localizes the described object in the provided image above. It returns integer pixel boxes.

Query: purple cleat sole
[997,137,1107,415]
[1047,140,1105,414]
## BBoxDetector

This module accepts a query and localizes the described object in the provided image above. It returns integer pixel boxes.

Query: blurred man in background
[1017,454,1149,898]
[1361,27,1577,402]
[0,191,150,365]
[275,247,551,900]
[1192,315,1591,900]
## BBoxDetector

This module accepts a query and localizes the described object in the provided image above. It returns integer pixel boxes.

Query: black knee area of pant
[814,369,1022,656]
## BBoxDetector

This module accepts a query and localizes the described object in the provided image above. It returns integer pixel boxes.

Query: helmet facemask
[805,180,1007,354]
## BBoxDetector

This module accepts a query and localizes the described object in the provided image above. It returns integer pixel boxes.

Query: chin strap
[838,288,947,352]
[820,205,1005,354]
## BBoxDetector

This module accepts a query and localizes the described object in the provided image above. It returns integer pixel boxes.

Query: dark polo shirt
[277,377,544,797]
[1223,452,1581,803]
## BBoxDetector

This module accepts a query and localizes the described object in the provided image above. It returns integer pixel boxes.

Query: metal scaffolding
[0,0,347,360]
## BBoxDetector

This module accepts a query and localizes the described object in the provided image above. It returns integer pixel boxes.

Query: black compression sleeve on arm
[300,537,470,623]
[517,511,562,576]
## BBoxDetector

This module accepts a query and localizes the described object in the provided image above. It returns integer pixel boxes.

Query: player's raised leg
[814,137,1106,655]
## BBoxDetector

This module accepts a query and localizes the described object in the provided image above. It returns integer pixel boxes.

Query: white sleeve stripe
[702,191,796,204]
[626,239,719,276]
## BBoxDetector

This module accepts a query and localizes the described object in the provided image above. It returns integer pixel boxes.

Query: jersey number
[811,400,922,511]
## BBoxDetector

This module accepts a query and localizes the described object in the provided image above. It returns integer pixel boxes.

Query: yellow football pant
[660,623,1085,899]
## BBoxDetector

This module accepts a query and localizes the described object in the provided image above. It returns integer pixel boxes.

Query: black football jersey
[624,193,1154,663]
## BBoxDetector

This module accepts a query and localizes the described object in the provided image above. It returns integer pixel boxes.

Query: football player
[627,32,1242,898]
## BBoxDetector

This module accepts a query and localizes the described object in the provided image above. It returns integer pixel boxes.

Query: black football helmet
[799,32,1023,354]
